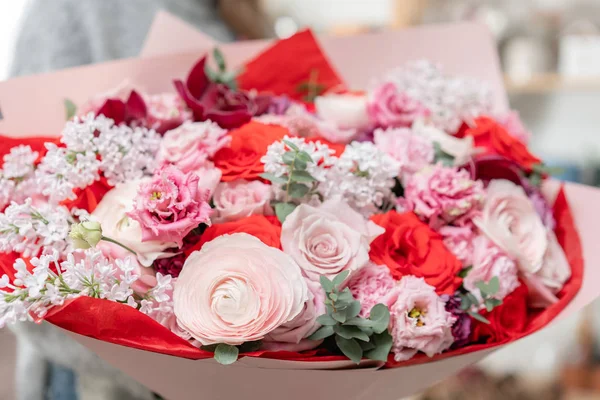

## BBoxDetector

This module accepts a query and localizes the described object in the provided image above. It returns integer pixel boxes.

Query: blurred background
[1,0,600,399]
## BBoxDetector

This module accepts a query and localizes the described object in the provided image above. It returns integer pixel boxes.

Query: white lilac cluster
[0,199,74,257]
[261,136,336,182]
[36,114,160,203]
[381,60,494,133]
[319,142,400,215]
[0,145,39,209]
[0,249,172,328]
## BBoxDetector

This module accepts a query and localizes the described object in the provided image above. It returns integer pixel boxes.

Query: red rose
[460,116,540,170]
[471,282,529,343]
[186,215,282,256]
[369,211,462,295]
[213,121,288,181]
[61,177,113,213]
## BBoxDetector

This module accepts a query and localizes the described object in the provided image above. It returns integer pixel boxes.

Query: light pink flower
[314,120,358,144]
[79,80,137,116]
[281,196,384,282]
[255,103,320,138]
[263,279,326,351]
[474,179,548,274]
[158,121,229,174]
[367,82,430,128]
[213,180,272,222]
[439,224,477,266]
[464,236,520,303]
[498,110,531,144]
[404,164,485,227]
[345,263,396,318]
[128,165,212,247]
[384,276,455,362]
[374,127,434,176]
[314,93,370,143]
[173,233,308,345]
[147,93,193,133]
[412,119,477,166]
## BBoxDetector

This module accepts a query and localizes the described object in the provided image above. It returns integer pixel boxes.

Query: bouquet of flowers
[0,29,589,399]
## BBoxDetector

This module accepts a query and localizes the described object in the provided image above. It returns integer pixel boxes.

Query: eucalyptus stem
[101,236,137,256]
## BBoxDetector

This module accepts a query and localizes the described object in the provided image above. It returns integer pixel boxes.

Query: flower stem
[100,236,137,256]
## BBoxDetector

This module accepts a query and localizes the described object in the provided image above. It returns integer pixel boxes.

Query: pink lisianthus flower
[384,276,456,362]
[345,263,396,318]
[373,127,435,177]
[158,121,229,174]
[263,279,326,352]
[404,163,485,228]
[128,165,212,247]
[439,224,477,267]
[464,236,520,304]
[146,93,193,133]
[367,82,430,128]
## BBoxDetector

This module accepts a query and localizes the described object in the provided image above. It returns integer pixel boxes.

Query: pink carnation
[345,263,396,318]
[373,127,434,176]
[158,121,230,174]
[147,93,193,133]
[384,276,455,362]
[464,236,520,303]
[439,224,477,266]
[128,165,212,247]
[367,82,430,128]
[404,163,485,228]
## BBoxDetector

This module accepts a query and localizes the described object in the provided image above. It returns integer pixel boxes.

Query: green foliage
[295,69,326,102]
[64,99,77,120]
[459,276,503,324]
[274,202,297,223]
[433,142,455,166]
[204,47,242,90]
[213,344,239,365]
[308,272,393,364]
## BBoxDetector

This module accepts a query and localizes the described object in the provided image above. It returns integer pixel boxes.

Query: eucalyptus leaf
[214,344,239,365]
[484,297,502,312]
[308,325,335,340]
[297,151,314,163]
[475,276,500,297]
[213,48,227,72]
[64,99,77,120]
[334,325,370,342]
[332,271,350,287]
[335,336,363,364]
[291,170,317,183]
[359,340,376,351]
[344,317,373,328]
[294,158,308,171]
[274,202,296,223]
[346,301,362,320]
[319,275,334,292]
[332,310,347,323]
[288,182,309,199]
[468,311,490,324]
[316,314,337,326]
[282,152,296,165]
[283,139,300,152]
[364,331,393,362]
[259,173,287,185]
[458,266,473,278]
[368,304,390,334]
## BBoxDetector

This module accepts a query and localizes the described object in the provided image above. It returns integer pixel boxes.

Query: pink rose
[474,179,548,274]
[158,121,229,174]
[464,236,520,303]
[213,180,272,222]
[404,163,485,228]
[263,279,326,352]
[195,161,222,195]
[314,120,358,144]
[96,243,157,294]
[255,103,320,138]
[373,127,434,176]
[128,165,212,247]
[173,233,308,345]
[146,93,193,133]
[412,119,477,166]
[92,181,177,267]
[439,224,477,266]
[281,196,384,282]
[367,82,430,128]
[384,276,455,362]
[314,93,370,143]
[498,111,531,144]
[345,263,396,318]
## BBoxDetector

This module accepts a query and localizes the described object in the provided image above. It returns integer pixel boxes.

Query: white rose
[315,93,369,132]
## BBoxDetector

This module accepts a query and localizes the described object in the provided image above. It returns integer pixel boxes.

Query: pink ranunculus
[262,278,326,352]
[146,93,193,133]
[439,224,477,267]
[412,119,477,166]
[128,165,212,247]
[373,127,435,177]
[213,179,272,222]
[384,276,456,362]
[91,180,177,267]
[404,163,485,228]
[367,82,430,129]
[345,263,396,318]
[281,196,384,283]
[173,233,308,345]
[464,236,520,303]
[498,110,531,144]
[158,121,229,174]
[474,179,548,274]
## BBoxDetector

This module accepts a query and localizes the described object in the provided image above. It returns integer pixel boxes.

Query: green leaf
[294,158,308,171]
[335,336,363,364]
[344,317,373,328]
[290,170,317,183]
[200,344,218,352]
[283,139,300,152]
[308,325,335,340]
[282,152,296,165]
[297,151,314,163]
[368,304,390,334]
[459,294,472,311]
[316,314,337,326]
[332,271,350,287]
[359,340,376,351]
[319,275,334,292]
[238,340,262,353]
[259,173,287,185]
[64,99,77,120]
[364,331,393,362]
[484,298,503,312]
[468,311,490,324]
[346,301,362,319]
[332,310,347,323]
[336,288,354,302]
[475,276,500,297]
[213,47,226,72]
[466,292,479,306]
[458,266,472,278]
[274,202,296,223]
[288,182,309,199]
[213,344,239,365]
[334,325,370,342]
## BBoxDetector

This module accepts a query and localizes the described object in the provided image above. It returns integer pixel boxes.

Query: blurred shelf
[506,73,600,94]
